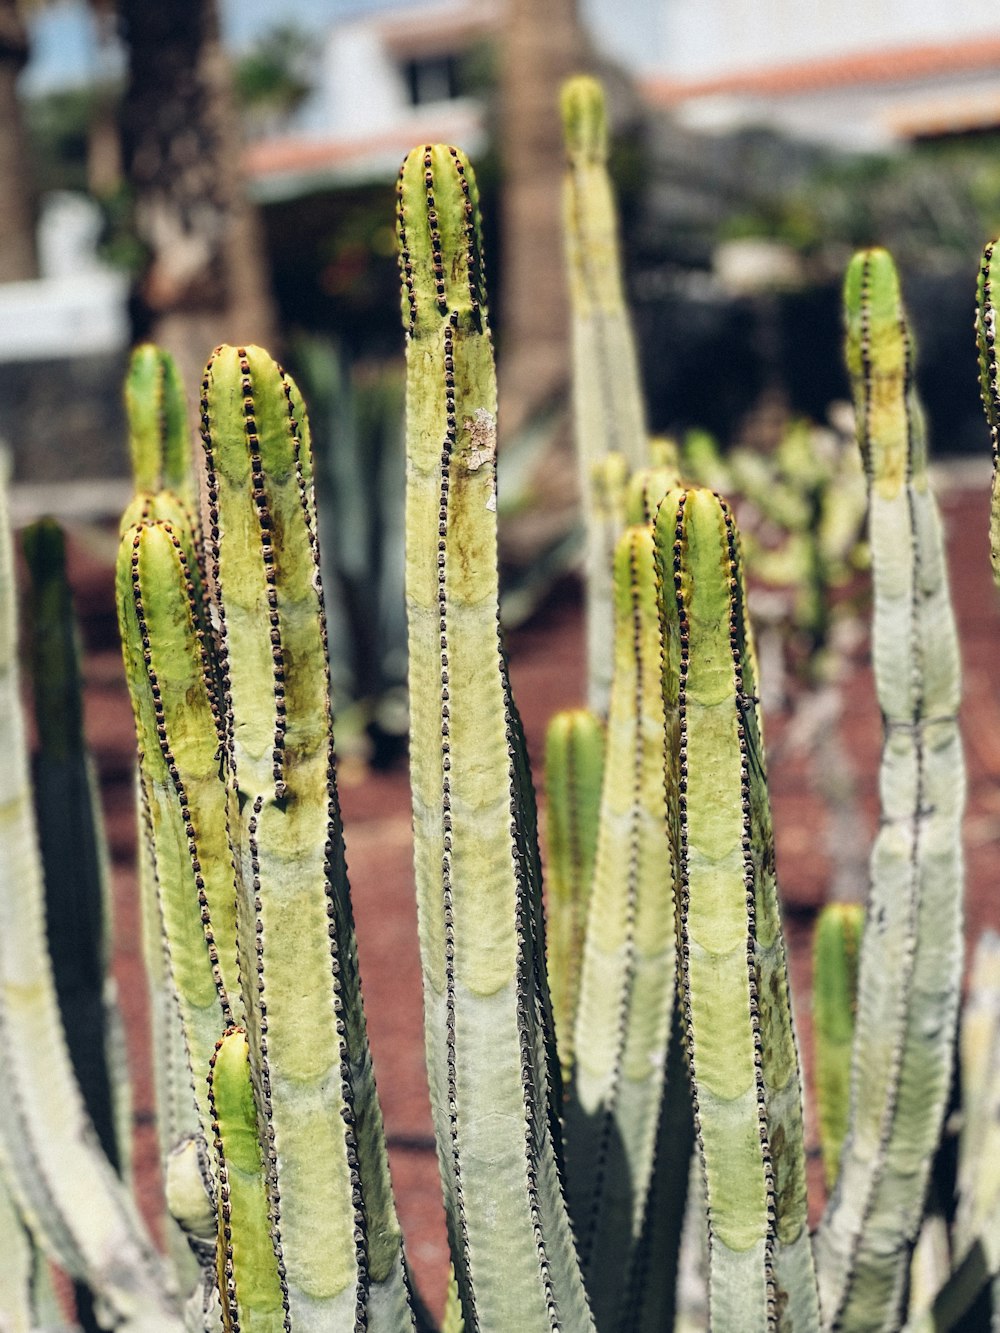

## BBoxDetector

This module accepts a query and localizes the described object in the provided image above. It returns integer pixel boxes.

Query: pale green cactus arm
[903,934,1000,1332]
[561,76,647,477]
[0,1173,36,1333]
[198,343,413,1332]
[653,486,819,1332]
[543,707,604,1075]
[976,242,1000,586]
[564,523,678,1327]
[585,451,631,714]
[135,769,209,1290]
[0,471,180,1332]
[399,142,595,1331]
[21,518,126,1181]
[116,519,236,1145]
[815,249,965,1331]
[955,933,1000,1259]
[562,75,648,716]
[812,903,864,1193]
[208,1028,285,1333]
[125,343,195,505]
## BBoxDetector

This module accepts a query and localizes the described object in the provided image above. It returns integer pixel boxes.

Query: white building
[245,1,500,202]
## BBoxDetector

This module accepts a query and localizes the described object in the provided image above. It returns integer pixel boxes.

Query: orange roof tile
[643,36,1000,105]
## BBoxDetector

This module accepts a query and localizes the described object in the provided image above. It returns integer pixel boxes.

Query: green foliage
[233,25,314,134]
[717,135,1000,268]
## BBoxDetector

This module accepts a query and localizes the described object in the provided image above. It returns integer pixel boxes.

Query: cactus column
[117,344,414,1332]
[399,143,595,1331]
[653,486,819,1333]
[816,248,964,1332]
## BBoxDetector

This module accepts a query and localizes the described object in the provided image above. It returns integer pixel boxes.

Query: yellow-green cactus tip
[396,143,487,335]
[561,75,607,162]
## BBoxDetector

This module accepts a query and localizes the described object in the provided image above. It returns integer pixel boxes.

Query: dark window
[403,54,459,106]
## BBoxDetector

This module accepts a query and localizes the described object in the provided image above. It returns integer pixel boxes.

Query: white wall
[661,0,1000,80]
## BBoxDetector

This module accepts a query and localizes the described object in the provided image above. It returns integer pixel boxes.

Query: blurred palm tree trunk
[118,0,276,387]
[496,0,587,439]
[0,0,38,281]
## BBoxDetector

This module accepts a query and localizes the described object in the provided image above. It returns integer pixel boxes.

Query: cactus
[398,141,595,1332]
[1,88,995,1333]
[116,343,415,1332]
[563,524,678,1326]
[561,76,649,717]
[543,707,604,1074]
[976,241,1000,587]
[0,470,179,1333]
[812,903,864,1193]
[653,486,819,1332]
[21,519,126,1181]
[815,248,965,1332]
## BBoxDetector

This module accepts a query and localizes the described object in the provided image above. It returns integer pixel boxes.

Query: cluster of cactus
[0,71,997,1333]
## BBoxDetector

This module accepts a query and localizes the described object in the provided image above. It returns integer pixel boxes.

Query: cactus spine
[815,249,965,1331]
[653,486,819,1333]
[398,142,595,1331]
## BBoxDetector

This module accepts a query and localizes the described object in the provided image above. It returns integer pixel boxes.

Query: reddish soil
[50,479,1000,1318]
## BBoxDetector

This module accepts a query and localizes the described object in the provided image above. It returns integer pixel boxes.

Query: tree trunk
[118,0,277,388]
[496,0,588,439]
[0,0,38,282]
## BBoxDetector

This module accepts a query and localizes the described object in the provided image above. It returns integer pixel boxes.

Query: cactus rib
[543,707,604,1074]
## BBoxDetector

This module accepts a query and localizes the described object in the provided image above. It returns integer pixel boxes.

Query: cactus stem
[127,523,235,1028]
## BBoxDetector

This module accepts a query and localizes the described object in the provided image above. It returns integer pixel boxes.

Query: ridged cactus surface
[564,523,678,1327]
[117,344,414,1332]
[561,76,648,717]
[815,248,964,1333]
[399,142,595,1332]
[653,487,819,1333]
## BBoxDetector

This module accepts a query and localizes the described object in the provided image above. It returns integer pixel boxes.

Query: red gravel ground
[42,476,1000,1319]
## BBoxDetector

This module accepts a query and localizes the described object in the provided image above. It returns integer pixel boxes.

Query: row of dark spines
[978,241,1000,448]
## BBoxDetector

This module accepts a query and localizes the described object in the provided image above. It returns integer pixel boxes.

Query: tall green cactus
[543,707,604,1074]
[815,248,965,1332]
[561,76,648,717]
[812,902,864,1193]
[564,523,678,1327]
[653,486,819,1332]
[21,519,125,1180]
[398,142,595,1331]
[0,471,179,1333]
[116,344,414,1332]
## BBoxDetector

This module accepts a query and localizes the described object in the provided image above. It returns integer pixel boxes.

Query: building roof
[244,106,487,202]
[643,35,1000,105]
